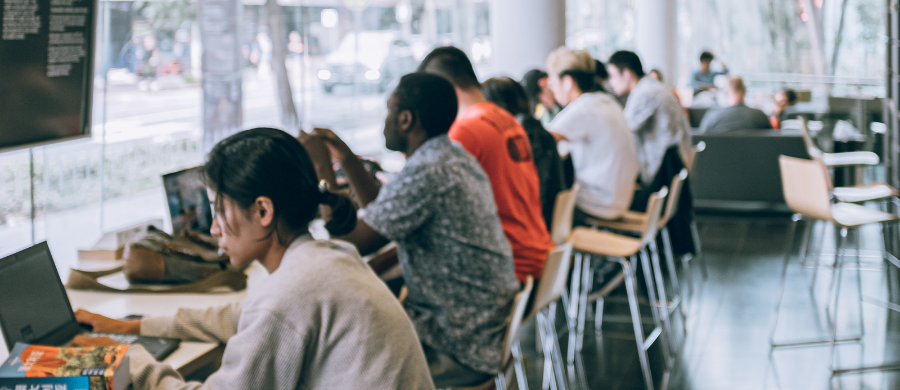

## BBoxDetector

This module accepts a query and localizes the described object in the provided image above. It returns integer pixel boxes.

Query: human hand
[311,128,353,162]
[74,309,141,334]
[70,335,120,347]
[297,130,334,168]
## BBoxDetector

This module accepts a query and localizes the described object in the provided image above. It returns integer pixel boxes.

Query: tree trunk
[829,0,850,74]
[802,0,827,75]
[264,0,299,131]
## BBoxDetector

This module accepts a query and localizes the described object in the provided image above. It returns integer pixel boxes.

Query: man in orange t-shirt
[418,46,554,282]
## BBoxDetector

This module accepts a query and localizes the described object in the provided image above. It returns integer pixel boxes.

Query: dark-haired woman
[74,128,435,390]
[482,76,566,229]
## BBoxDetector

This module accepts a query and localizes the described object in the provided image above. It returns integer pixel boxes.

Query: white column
[635,0,677,82]
[489,0,565,79]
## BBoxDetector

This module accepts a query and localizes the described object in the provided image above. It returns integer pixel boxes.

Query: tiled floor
[517,212,900,390]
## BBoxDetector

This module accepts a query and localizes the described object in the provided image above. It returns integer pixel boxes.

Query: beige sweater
[127,236,435,390]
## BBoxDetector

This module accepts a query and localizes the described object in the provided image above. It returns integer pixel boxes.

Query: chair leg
[594,298,604,338]
[649,240,679,356]
[829,227,849,371]
[689,220,708,281]
[544,311,569,390]
[769,214,800,347]
[512,341,528,390]
[855,228,865,339]
[661,227,688,328]
[574,257,593,356]
[639,247,673,366]
[620,255,655,390]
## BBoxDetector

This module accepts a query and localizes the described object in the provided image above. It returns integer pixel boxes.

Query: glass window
[0,0,494,265]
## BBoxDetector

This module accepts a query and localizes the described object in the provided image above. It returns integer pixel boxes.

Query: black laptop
[0,242,180,360]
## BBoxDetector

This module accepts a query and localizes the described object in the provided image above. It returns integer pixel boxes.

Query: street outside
[0,65,400,263]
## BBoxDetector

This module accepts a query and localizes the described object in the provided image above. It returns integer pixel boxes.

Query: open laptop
[0,242,180,360]
[163,167,213,235]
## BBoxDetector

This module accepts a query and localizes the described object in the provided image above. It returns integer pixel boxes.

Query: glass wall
[0,0,493,265]
[566,0,886,99]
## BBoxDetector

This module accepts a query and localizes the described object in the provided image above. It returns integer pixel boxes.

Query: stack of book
[0,343,129,390]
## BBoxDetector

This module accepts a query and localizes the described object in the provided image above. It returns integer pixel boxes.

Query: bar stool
[796,136,899,271]
[518,244,574,390]
[453,276,534,390]
[584,168,692,323]
[566,187,672,390]
[770,155,900,374]
[797,117,879,185]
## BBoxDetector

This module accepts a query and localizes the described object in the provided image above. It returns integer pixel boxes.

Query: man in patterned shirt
[300,73,520,387]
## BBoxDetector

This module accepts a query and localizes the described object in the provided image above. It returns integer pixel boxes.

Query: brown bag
[122,226,237,284]
[66,226,246,293]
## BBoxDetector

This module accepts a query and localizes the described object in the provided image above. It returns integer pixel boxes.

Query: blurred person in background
[690,51,728,95]
[770,88,799,129]
[545,47,639,225]
[521,69,561,127]
[483,76,567,229]
[699,76,771,133]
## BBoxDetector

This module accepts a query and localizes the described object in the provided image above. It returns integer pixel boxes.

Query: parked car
[318,31,418,94]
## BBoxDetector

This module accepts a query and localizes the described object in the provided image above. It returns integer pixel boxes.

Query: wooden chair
[584,169,695,323]
[770,155,900,374]
[522,244,574,390]
[550,184,579,245]
[566,187,672,390]
[453,276,534,390]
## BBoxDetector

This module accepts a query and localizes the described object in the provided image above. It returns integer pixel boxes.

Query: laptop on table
[0,242,180,360]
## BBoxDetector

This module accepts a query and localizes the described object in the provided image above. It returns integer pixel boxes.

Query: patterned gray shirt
[624,77,693,185]
[362,134,520,374]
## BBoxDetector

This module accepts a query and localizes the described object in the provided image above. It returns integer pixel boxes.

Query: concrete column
[489,0,565,79]
[635,0,677,82]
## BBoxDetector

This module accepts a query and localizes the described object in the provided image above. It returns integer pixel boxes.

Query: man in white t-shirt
[544,47,639,223]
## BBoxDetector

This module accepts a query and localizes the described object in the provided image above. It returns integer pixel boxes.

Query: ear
[254,196,276,228]
[397,110,414,133]
[563,76,573,93]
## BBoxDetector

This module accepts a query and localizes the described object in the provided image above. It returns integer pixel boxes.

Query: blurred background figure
[770,88,799,129]
[699,76,771,133]
[521,69,560,127]
[483,76,567,228]
[690,51,728,95]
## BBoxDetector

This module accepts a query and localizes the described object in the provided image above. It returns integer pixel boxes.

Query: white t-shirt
[549,92,639,219]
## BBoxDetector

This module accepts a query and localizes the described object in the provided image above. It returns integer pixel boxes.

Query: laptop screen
[0,242,75,349]
[163,167,213,235]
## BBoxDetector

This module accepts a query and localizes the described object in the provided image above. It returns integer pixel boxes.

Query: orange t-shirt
[449,102,555,282]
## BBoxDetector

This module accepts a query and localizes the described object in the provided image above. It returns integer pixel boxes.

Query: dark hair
[417,46,480,90]
[594,60,609,80]
[482,76,531,117]
[649,69,664,82]
[559,69,596,93]
[520,69,548,110]
[201,128,357,243]
[783,89,798,105]
[608,50,645,79]
[393,73,458,138]
[700,51,715,62]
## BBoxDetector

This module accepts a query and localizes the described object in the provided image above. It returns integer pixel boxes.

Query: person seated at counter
[75,128,435,390]
[418,46,554,284]
[770,88,799,128]
[699,76,772,134]
[543,46,639,224]
[521,68,561,126]
[300,73,520,388]
[482,76,567,229]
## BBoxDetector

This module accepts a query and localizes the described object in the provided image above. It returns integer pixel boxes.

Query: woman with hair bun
[74,127,434,390]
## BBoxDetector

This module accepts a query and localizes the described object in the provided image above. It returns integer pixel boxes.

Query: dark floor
[517,212,900,390]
